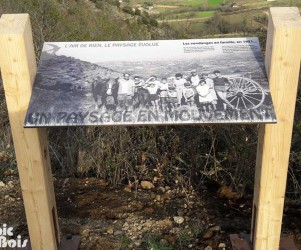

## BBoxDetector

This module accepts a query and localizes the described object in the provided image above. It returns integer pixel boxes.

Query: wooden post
[251,7,301,250]
[0,14,60,249]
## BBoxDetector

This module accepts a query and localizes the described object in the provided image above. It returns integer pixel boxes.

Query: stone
[203,230,213,239]
[107,226,114,235]
[82,229,90,237]
[164,235,176,244]
[63,178,69,186]
[141,181,155,190]
[218,242,226,249]
[173,216,184,224]
[7,181,14,187]
[157,219,172,228]
[124,187,132,193]
[210,226,221,232]
[144,207,154,214]
[177,209,184,216]
[159,239,168,246]
[0,181,5,188]
[134,241,141,247]
[161,192,171,201]
[153,176,159,182]
[144,220,153,228]
[204,246,213,250]
[155,194,161,201]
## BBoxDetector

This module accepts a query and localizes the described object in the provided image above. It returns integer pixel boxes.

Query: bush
[204,12,232,34]
[149,18,158,27]
[134,8,141,16]
[122,5,135,15]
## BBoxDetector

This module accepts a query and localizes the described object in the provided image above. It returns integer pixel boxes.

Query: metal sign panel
[24,37,276,127]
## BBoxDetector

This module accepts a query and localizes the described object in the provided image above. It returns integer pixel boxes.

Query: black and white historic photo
[24,37,276,127]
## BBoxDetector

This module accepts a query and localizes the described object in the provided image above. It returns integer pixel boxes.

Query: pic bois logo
[0,224,28,248]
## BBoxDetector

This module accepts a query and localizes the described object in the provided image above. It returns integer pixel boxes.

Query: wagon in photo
[223,75,266,110]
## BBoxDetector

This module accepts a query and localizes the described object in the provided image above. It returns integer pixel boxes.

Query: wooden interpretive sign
[24,37,276,127]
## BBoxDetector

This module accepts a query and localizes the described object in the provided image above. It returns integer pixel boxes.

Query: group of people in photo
[92,69,231,112]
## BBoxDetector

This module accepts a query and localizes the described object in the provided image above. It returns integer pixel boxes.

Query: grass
[164,10,214,19]
[197,10,215,17]
[120,236,131,249]
[182,0,223,7]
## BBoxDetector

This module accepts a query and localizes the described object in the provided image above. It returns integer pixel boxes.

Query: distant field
[157,10,214,19]
[181,0,223,7]
[197,10,215,17]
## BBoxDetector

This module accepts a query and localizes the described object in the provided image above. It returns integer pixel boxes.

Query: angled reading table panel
[24,38,276,127]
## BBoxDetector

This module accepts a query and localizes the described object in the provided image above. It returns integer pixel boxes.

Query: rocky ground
[0,170,300,250]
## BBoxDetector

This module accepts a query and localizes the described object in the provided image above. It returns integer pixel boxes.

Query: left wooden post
[0,14,60,249]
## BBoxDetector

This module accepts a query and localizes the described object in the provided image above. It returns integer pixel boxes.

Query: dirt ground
[0,171,300,250]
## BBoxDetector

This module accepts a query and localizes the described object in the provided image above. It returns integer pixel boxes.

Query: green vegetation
[197,10,214,17]
[145,235,173,250]
[207,0,224,6]
[120,236,132,249]
[182,0,223,7]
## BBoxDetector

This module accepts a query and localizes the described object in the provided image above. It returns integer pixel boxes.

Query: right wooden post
[251,7,301,250]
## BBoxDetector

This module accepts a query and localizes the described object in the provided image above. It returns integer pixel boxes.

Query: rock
[124,186,132,193]
[0,181,5,188]
[177,209,184,216]
[173,216,184,224]
[218,242,226,249]
[155,194,161,201]
[161,192,171,201]
[7,181,14,188]
[63,178,69,186]
[210,226,221,232]
[159,239,168,246]
[204,246,213,250]
[82,229,90,237]
[141,181,155,190]
[150,193,156,199]
[157,219,172,228]
[217,186,242,200]
[203,230,213,239]
[144,220,153,228]
[144,207,154,214]
[134,241,141,247]
[107,226,114,235]
[164,235,176,244]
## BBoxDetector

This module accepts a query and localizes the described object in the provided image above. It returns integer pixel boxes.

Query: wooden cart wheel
[224,77,265,110]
